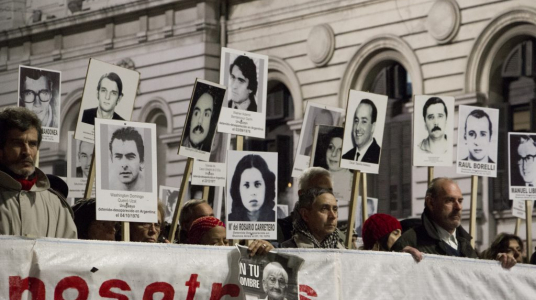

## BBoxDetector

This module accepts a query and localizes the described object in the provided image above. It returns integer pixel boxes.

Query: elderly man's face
[131,210,162,243]
[97,78,121,113]
[230,65,251,103]
[465,116,490,161]
[263,267,288,300]
[517,138,536,184]
[0,128,38,179]
[189,93,213,146]
[426,180,463,234]
[352,103,375,149]
[78,141,93,178]
[22,76,52,123]
[424,103,446,139]
[301,192,338,242]
[111,139,142,187]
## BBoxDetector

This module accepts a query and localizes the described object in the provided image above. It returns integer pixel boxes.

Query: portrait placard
[237,245,303,300]
[291,102,343,178]
[66,131,95,200]
[338,196,378,235]
[456,106,499,177]
[191,160,226,187]
[340,90,388,174]
[159,185,181,224]
[178,79,227,161]
[226,150,277,240]
[95,119,157,223]
[512,199,527,219]
[310,125,352,202]
[413,95,455,166]
[508,133,536,201]
[218,47,268,139]
[18,65,61,143]
[75,58,140,144]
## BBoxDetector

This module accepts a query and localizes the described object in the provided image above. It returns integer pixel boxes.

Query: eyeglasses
[266,276,287,288]
[137,223,162,231]
[22,90,52,103]
[517,154,536,166]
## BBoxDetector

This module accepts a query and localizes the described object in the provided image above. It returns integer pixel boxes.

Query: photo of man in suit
[342,99,381,164]
[82,72,125,125]
[461,109,494,163]
[511,135,536,187]
[19,66,60,128]
[76,140,93,178]
[227,55,258,112]
[418,97,448,154]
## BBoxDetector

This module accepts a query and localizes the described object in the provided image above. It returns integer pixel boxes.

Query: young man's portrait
[82,72,125,125]
[108,126,146,192]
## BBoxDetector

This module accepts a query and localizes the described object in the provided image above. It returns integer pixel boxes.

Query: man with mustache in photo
[419,97,449,154]
[342,99,381,164]
[0,107,77,238]
[182,89,216,152]
[109,127,145,192]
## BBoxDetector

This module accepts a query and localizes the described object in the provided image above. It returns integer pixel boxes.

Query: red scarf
[16,177,38,191]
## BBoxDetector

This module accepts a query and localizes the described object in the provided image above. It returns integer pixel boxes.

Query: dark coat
[342,138,381,164]
[391,209,478,258]
[227,99,257,112]
[81,107,125,125]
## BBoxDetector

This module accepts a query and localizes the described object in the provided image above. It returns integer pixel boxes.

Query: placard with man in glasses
[509,133,536,200]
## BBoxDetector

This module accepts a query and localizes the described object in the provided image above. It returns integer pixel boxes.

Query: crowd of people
[1,107,535,273]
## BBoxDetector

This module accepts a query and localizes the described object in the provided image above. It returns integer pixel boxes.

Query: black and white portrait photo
[75,58,140,144]
[226,151,277,240]
[18,65,61,142]
[67,131,94,179]
[218,47,269,139]
[95,119,158,223]
[456,106,499,177]
[159,185,181,223]
[340,90,388,174]
[178,79,227,161]
[508,133,536,201]
[413,95,455,167]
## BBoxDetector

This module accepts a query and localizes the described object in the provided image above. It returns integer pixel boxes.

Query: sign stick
[515,218,521,236]
[361,173,368,225]
[202,186,210,201]
[35,150,40,168]
[469,175,478,248]
[235,135,247,246]
[427,166,434,185]
[345,170,361,249]
[168,157,194,242]
[526,200,533,261]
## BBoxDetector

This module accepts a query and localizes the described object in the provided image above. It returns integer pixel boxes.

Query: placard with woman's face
[226,150,278,240]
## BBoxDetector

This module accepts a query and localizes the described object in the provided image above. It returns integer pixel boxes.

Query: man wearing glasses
[512,135,536,187]
[19,67,60,128]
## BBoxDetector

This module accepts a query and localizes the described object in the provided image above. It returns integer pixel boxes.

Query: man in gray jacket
[0,107,76,238]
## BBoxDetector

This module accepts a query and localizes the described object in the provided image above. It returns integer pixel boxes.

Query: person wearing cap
[0,107,76,238]
[73,198,118,241]
[188,216,273,256]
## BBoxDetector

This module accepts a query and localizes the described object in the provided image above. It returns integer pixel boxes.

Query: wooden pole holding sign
[345,170,361,249]
[168,157,194,243]
[515,218,522,236]
[202,186,210,201]
[469,175,478,248]
[427,167,434,185]
[35,151,40,168]
[526,200,533,262]
[235,135,245,246]
[361,173,368,225]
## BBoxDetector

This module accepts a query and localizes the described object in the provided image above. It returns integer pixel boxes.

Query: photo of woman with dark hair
[229,154,276,222]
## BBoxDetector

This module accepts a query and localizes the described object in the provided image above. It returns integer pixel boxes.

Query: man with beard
[0,107,76,238]
[419,97,449,154]
[391,178,516,268]
[261,262,289,300]
[342,99,381,164]
[182,92,215,152]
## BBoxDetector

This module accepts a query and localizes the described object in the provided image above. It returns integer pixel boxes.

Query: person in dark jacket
[391,177,516,268]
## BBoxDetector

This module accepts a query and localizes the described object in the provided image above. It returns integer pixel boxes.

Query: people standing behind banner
[0,107,76,238]
[262,262,289,300]
[391,178,516,268]
[281,188,345,249]
[73,198,119,241]
[342,99,381,164]
[188,216,274,256]
[229,154,276,222]
[462,109,494,163]
[228,55,258,112]
[81,72,125,125]
[179,199,214,243]
[19,67,59,128]
[130,202,168,243]
[511,135,536,186]
[76,140,93,178]
[109,127,145,192]
[418,97,449,154]
[480,233,524,263]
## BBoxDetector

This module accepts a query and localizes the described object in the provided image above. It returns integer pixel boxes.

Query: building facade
[1,0,535,253]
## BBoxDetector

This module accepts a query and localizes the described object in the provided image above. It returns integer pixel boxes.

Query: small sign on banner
[191,160,226,187]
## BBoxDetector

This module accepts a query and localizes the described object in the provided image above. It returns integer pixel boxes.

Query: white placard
[226,150,277,240]
[159,185,181,224]
[277,204,289,219]
[340,90,388,174]
[413,95,455,166]
[178,79,227,161]
[218,47,268,139]
[508,132,536,201]
[18,65,61,143]
[191,160,226,187]
[95,119,157,223]
[338,196,378,235]
[75,58,140,144]
[456,106,499,177]
[291,102,343,178]
[512,199,526,219]
[66,131,95,201]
